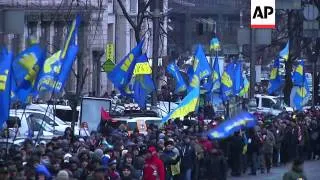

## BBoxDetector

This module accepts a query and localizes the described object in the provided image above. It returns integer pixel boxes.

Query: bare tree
[116,0,153,43]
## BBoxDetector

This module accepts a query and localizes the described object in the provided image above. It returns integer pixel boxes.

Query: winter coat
[180,143,196,170]
[207,152,228,180]
[143,154,165,180]
[262,130,276,154]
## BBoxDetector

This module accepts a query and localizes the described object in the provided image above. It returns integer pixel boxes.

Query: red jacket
[143,154,165,180]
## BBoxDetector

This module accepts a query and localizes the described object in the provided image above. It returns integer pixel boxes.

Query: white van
[26,104,81,125]
[254,94,293,115]
[7,109,79,138]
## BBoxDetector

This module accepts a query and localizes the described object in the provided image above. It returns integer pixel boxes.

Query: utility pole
[249,29,256,99]
[151,0,160,106]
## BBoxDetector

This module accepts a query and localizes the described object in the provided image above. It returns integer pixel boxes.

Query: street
[229,160,320,180]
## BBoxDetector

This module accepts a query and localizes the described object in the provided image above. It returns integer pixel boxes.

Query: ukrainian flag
[292,60,304,87]
[292,77,310,110]
[267,58,284,95]
[279,41,289,61]
[210,37,220,51]
[0,48,13,129]
[161,85,200,123]
[108,40,144,96]
[11,44,46,102]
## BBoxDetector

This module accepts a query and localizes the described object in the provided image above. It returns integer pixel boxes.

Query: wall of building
[0,0,110,97]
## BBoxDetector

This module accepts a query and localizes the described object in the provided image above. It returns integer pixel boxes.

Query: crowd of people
[1,107,320,180]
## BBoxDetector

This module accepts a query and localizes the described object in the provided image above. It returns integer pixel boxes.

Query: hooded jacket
[143,146,165,180]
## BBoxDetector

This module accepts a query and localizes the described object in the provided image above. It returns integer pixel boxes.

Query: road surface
[229,160,320,180]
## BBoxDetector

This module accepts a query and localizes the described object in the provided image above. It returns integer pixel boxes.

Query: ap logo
[251,0,275,29]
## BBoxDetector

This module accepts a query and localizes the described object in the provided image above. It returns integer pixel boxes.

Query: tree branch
[116,0,137,29]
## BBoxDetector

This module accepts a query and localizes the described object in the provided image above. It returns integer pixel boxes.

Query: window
[262,98,274,108]
[7,117,21,128]
[28,113,56,132]
[130,0,137,13]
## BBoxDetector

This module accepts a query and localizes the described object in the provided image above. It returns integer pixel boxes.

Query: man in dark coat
[180,135,196,180]
[230,131,244,176]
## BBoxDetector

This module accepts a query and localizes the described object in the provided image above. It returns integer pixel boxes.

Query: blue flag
[268,58,283,95]
[221,63,235,101]
[37,15,80,93]
[0,48,13,129]
[133,55,155,109]
[208,112,256,139]
[11,44,46,102]
[279,41,289,61]
[233,61,243,95]
[292,76,310,111]
[190,45,211,85]
[108,40,144,96]
[212,56,221,92]
[167,62,186,93]
[292,60,304,86]
[162,84,200,123]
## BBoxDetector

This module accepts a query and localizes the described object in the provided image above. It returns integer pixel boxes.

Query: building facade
[168,0,248,57]
[0,0,169,97]
[0,0,112,97]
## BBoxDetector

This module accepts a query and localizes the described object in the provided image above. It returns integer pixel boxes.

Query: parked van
[26,104,81,125]
[5,109,79,138]
[254,94,293,115]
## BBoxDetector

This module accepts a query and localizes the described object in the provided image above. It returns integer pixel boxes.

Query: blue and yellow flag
[267,58,283,95]
[11,44,46,102]
[0,48,13,129]
[191,45,212,83]
[37,15,80,93]
[108,40,144,96]
[132,55,155,109]
[292,76,310,111]
[208,112,256,139]
[210,37,220,51]
[162,85,200,123]
[279,41,289,61]
[239,75,249,97]
[212,56,221,92]
[233,61,243,95]
[221,63,235,101]
[167,62,186,93]
[292,60,304,87]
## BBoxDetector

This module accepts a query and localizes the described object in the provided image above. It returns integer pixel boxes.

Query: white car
[254,94,293,116]
[7,109,80,138]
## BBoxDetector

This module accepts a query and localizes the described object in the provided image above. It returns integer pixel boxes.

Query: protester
[0,107,319,180]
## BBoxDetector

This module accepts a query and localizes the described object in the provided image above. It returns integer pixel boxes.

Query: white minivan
[254,94,293,116]
[7,109,77,138]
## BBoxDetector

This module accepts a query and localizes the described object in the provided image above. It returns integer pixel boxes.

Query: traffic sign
[102,59,115,72]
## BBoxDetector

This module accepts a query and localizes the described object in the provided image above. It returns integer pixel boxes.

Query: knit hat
[94,148,104,159]
[56,170,69,180]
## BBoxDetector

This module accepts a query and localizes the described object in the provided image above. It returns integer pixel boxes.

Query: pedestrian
[262,127,275,173]
[143,146,165,180]
[230,131,244,176]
